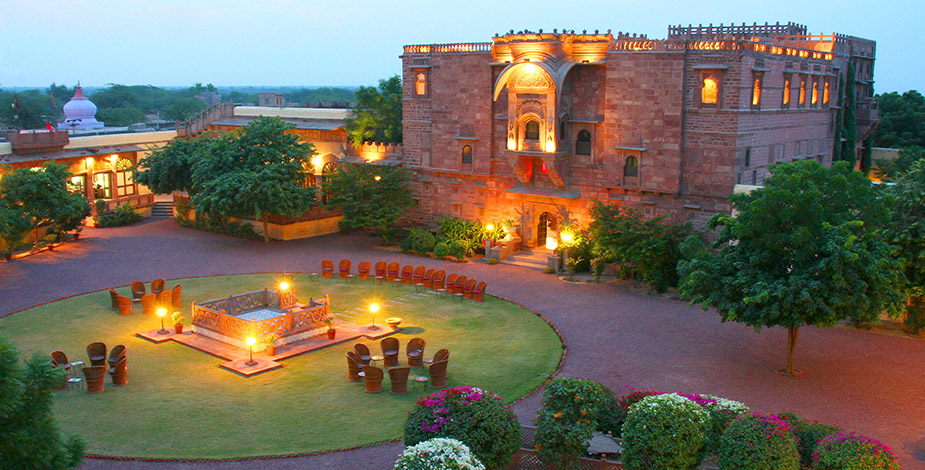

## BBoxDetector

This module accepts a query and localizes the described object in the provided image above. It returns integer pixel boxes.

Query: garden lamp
[369,303,380,331]
[245,337,257,366]
[157,308,168,334]
[279,281,290,291]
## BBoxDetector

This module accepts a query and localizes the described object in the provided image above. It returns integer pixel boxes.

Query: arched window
[524,120,540,141]
[461,145,473,164]
[701,76,718,104]
[575,130,592,156]
[115,158,135,196]
[415,73,427,96]
[624,156,639,178]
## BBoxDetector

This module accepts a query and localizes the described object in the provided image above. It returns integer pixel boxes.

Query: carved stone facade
[400,23,876,247]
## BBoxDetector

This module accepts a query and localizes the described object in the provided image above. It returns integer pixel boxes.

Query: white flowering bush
[690,394,749,453]
[394,438,485,470]
[621,393,710,470]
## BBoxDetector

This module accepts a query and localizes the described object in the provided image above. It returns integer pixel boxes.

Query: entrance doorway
[536,211,559,249]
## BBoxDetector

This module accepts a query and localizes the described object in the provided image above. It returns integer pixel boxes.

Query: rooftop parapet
[612,37,834,61]
[669,22,807,40]
[403,42,491,55]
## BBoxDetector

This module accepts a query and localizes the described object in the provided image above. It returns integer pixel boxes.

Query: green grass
[0,273,562,459]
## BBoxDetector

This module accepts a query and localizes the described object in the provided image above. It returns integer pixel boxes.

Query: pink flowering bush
[403,386,519,469]
[812,431,900,470]
[717,412,800,470]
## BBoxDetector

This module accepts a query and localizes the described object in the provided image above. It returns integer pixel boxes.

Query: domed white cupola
[60,84,104,130]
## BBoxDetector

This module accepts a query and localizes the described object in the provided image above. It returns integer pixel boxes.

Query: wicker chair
[389,366,410,394]
[406,338,426,368]
[87,342,107,367]
[432,270,446,290]
[424,348,450,365]
[109,356,127,386]
[357,261,371,281]
[83,365,106,394]
[412,265,426,285]
[50,351,71,374]
[131,281,145,303]
[399,265,414,285]
[108,345,126,369]
[422,268,435,289]
[345,351,365,382]
[362,365,384,393]
[387,262,400,281]
[115,295,132,316]
[454,276,468,296]
[140,293,156,315]
[429,360,449,388]
[338,259,351,279]
[381,337,400,367]
[444,273,458,292]
[171,285,182,307]
[463,278,477,299]
[374,261,387,281]
[473,281,487,302]
[109,288,119,309]
[354,344,372,365]
[151,279,165,295]
[321,260,334,278]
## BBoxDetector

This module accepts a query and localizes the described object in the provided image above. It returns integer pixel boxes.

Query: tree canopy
[873,90,925,149]
[885,160,925,333]
[323,162,414,242]
[0,162,91,248]
[678,161,905,375]
[875,146,925,182]
[345,75,402,146]
[0,337,84,469]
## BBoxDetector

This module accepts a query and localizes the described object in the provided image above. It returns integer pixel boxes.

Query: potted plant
[263,333,279,356]
[324,316,336,339]
[171,312,186,334]
[73,226,83,240]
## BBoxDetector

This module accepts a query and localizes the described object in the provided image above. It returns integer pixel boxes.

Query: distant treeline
[0,83,358,129]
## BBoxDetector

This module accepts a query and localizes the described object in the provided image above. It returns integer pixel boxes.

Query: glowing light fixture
[561,232,574,244]
[546,238,558,251]
[157,308,168,334]
[368,303,380,331]
[279,281,290,291]
[507,139,516,151]
[486,224,494,231]
[311,156,323,168]
[523,63,538,74]
[109,154,118,165]
[85,157,94,168]
[245,336,257,366]
[545,139,556,153]
[374,175,381,181]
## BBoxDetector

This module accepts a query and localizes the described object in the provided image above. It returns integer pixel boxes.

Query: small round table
[370,355,384,367]
[412,375,429,390]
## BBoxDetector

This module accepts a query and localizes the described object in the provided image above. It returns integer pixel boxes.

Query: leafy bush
[437,216,483,256]
[589,202,693,292]
[96,203,143,228]
[717,413,799,470]
[176,211,261,240]
[680,394,749,454]
[777,412,840,467]
[612,387,663,437]
[433,242,449,258]
[812,431,899,470]
[621,393,709,470]
[534,378,620,469]
[404,386,519,469]
[447,239,467,260]
[394,437,485,470]
[402,227,436,253]
[558,224,593,272]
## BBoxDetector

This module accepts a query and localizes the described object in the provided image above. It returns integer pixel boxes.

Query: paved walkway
[1,218,922,469]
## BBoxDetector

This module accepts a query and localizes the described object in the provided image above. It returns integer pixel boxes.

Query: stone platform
[137,321,397,377]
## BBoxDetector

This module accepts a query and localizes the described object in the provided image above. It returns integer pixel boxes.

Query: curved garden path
[1,218,922,469]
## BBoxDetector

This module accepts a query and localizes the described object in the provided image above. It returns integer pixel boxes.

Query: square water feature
[236,308,285,322]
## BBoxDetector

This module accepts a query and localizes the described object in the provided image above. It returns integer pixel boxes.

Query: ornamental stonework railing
[191,287,329,345]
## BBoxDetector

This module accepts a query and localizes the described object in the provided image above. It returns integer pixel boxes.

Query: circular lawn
[0,273,562,459]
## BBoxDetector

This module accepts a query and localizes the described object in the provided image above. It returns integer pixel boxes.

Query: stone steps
[150,201,175,218]
[502,249,554,271]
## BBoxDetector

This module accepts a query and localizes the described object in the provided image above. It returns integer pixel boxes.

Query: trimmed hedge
[621,393,709,470]
[717,413,799,470]
[812,431,900,470]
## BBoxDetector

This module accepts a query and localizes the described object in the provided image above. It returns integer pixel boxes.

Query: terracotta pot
[327,329,336,339]
[266,345,276,356]
[174,324,183,334]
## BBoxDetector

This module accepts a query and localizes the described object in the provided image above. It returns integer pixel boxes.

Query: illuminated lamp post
[157,308,168,334]
[560,231,574,274]
[368,303,380,331]
[485,224,494,257]
[245,337,257,366]
[279,281,290,291]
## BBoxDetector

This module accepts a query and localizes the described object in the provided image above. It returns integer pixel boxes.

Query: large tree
[344,75,402,146]
[678,161,905,375]
[885,160,925,333]
[872,90,925,149]
[0,162,91,249]
[323,162,414,243]
[0,203,31,258]
[190,117,318,242]
[0,337,84,469]
[134,134,210,194]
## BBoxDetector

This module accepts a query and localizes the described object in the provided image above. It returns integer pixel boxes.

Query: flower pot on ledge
[266,345,276,356]
[327,329,336,340]
[174,324,183,334]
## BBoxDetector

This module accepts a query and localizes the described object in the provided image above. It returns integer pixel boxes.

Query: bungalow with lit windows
[400,22,877,248]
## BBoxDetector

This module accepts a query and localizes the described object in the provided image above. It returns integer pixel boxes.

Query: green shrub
[434,242,449,258]
[400,236,414,252]
[621,393,709,470]
[717,413,799,470]
[612,387,662,437]
[534,378,620,469]
[778,412,840,467]
[96,203,143,228]
[410,228,437,253]
[404,386,519,469]
[437,216,484,256]
[394,437,485,470]
[176,212,261,240]
[682,394,749,454]
[447,239,467,259]
[487,258,498,265]
[812,431,899,470]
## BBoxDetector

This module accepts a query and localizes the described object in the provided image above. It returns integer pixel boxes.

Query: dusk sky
[0,0,920,93]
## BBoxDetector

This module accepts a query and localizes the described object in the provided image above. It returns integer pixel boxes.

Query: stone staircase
[501,248,554,271]
[150,201,175,219]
